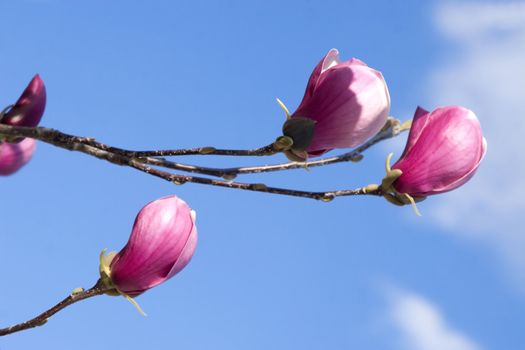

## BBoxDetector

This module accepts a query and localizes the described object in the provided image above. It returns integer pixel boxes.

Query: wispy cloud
[426,2,525,289]
[435,2,525,40]
[387,288,481,350]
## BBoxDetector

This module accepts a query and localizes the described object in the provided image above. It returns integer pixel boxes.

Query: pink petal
[400,106,430,158]
[297,49,341,111]
[2,75,47,128]
[0,138,36,176]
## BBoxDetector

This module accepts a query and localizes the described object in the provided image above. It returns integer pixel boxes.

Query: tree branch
[124,144,278,157]
[1,118,406,180]
[0,123,393,200]
[0,280,108,336]
[127,156,383,200]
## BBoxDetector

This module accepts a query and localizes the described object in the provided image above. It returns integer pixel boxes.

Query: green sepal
[402,193,422,216]
[413,196,427,203]
[383,193,405,206]
[282,117,316,152]
[273,136,294,152]
[400,119,413,131]
[381,168,402,190]
[276,98,291,119]
[379,117,398,132]
[379,151,425,216]
[284,149,308,162]
[124,295,147,317]
[98,249,148,315]
[99,249,120,296]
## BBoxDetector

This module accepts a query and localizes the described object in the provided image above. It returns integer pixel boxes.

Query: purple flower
[282,49,390,160]
[102,196,197,297]
[391,106,487,197]
[0,138,36,176]
[2,74,46,128]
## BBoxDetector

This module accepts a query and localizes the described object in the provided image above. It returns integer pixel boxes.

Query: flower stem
[0,280,109,336]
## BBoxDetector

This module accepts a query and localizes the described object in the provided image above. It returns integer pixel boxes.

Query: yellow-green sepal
[379,152,425,216]
[99,249,120,296]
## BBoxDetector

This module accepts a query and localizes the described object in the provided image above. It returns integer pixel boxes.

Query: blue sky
[1,1,524,349]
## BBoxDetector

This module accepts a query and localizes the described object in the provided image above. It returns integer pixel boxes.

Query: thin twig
[130,160,382,200]
[1,118,405,179]
[76,138,277,158]
[0,280,109,336]
[127,154,382,200]
[0,124,384,200]
[142,119,406,178]
[126,144,277,157]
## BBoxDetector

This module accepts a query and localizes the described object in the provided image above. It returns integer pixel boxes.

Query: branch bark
[0,280,108,336]
[1,118,405,178]
[0,122,402,200]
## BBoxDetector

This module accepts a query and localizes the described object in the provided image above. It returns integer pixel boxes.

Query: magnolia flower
[1,74,46,128]
[0,138,36,176]
[279,48,390,160]
[391,106,487,197]
[100,196,197,298]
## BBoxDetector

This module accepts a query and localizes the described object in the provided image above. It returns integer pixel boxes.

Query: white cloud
[388,289,481,350]
[426,2,525,289]
[435,2,525,40]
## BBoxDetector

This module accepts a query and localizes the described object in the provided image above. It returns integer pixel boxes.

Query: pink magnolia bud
[0,138,36,176]
[285,49,390,158]
[392,106,487,197]
[106,196,198,297]
[2,74,46,128]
